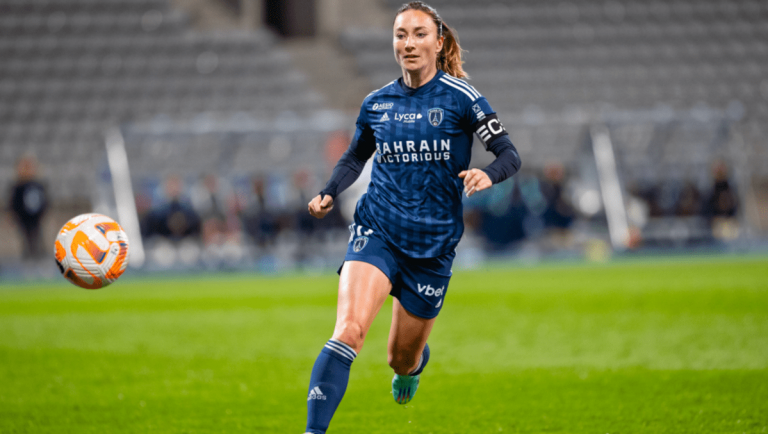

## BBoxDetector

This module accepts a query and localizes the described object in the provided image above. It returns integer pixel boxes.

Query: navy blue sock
[409,343,430,376]
[305,339,357,434]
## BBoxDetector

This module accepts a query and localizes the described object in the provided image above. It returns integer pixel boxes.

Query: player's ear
[436,35,444,54]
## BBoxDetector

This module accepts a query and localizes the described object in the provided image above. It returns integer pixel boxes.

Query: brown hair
[395,1,468,79]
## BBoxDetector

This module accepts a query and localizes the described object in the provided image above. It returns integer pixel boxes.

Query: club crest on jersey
[428,108,444,127]
[353,236,369,252]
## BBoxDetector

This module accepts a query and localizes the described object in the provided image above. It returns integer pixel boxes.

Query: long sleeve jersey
[322,70,521,258]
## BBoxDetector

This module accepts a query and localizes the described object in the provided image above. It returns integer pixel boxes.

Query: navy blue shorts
[339,223,455,319]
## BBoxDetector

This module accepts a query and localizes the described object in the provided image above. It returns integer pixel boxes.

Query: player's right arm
[308,103,376,219]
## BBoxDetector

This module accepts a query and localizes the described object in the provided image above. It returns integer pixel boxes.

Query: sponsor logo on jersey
[308,386,327,401]
[372,102,394,110]
[428,108,444,127]
[394,112,422,123]
[353,236,369,252]
[472,103,486,121]
[380,113,390,122]
[375,139,451,164]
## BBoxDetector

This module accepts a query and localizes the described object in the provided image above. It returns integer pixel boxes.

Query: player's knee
[332,322,366,353]
[388,350,418,375]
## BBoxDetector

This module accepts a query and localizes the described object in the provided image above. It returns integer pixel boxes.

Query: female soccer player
[303,2,521,432]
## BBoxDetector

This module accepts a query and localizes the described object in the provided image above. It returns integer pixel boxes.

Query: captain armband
[475,113,508,149]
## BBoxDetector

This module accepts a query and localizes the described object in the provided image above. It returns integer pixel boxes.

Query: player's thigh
[333,260,392,351]
[388,297,435,362]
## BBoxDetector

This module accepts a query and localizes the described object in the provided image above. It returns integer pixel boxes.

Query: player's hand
[458,169,492,198]
[308,194,334,219]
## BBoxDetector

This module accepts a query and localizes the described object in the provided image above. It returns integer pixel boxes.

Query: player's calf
[391,343,430,404]
[388,350,420,375]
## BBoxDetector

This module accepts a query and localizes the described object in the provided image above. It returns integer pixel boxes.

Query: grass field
[1,255,767,433]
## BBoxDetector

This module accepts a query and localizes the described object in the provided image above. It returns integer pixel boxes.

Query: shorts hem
[338,257,394,286]
[400,305,440,320]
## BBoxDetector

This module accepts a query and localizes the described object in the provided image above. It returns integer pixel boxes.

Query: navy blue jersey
[349,70,505,258]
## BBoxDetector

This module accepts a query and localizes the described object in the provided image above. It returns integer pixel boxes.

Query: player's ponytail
[395,1,469,79]
[437,22,468,79]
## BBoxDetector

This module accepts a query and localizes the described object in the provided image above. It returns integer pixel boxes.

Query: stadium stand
[0,0,325,206]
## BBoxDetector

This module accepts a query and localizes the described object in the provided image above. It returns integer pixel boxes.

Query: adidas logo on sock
[307,386,327,401]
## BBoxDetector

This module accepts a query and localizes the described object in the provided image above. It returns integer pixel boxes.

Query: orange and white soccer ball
[54,213,130,289]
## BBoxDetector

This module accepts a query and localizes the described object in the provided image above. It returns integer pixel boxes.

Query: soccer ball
[54,213,130,289]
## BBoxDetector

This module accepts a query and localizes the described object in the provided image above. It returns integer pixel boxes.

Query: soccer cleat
[392,373,420,405]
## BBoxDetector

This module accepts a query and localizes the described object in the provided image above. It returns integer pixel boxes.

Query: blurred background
[1,0,766,279]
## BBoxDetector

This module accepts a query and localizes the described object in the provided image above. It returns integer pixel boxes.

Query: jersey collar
[397,70,444,97]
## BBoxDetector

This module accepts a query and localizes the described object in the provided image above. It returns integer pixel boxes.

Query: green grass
[1,256,767,433]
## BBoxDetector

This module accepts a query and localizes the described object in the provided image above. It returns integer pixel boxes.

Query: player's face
[393,10,444,77]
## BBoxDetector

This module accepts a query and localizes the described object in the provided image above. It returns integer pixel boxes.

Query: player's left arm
[460,98,522,197]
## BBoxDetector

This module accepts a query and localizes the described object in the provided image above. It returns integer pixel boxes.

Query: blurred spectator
[705,161,739,240]
[141,174,201,240]
[540,163,575,230]
[705,161,738,219]
[8,155,48,259]
[190,173,228,223]
[241,174,279,247]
